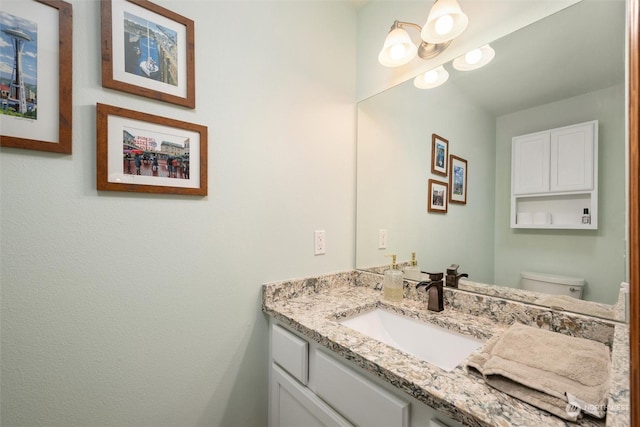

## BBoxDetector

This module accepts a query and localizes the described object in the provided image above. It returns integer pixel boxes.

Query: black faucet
[445,264,468,288]
[416,272,444,312]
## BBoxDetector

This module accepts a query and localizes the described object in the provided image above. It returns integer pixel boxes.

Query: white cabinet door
[550,121,595,192]
[270,364,353,427]
[512,131,550,195]
[313,351,410,427]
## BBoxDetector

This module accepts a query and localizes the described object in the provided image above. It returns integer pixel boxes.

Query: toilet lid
[521,271,585,287]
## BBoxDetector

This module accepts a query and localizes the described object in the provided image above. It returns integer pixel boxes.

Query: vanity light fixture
[378,20,452,67]
[378,21,419,67]
[378,0,468,68]
[413,65,449,89]
[452,44,495,71]
[421,0,469,44]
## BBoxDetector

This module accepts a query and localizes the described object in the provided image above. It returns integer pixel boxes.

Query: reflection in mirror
[356,1,626,320]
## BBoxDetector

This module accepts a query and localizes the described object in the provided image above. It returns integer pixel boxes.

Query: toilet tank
[520,271,585,299]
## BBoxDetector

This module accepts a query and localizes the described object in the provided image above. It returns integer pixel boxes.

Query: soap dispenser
[404,252,422,281]
[383,254,404,302]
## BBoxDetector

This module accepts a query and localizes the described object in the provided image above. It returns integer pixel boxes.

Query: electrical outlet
[378,229,387,249]
[314,230,326,255]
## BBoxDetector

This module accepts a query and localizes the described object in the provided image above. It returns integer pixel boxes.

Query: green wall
[357,77,496,282]
[494,84,626,304]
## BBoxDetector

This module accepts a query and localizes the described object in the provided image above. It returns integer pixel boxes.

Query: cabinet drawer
[272,324,308,385]
[314,350,409,427]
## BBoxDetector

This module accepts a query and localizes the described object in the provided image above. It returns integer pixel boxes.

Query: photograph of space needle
[0,11,38,119]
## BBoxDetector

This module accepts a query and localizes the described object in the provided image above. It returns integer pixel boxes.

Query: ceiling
[349,0,369,10]
[446,1,626,117]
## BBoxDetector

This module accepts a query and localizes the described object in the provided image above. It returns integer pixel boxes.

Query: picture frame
[96,103,207,196]
[431,133,448,176]
[449,155,468,204]
[101,0,195,108]
[428,179,448,213]
[0,0,72,153]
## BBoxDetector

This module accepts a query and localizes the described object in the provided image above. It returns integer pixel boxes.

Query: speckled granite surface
[262,270,630,427]
[456,279,624,322]
[361,264,624,322]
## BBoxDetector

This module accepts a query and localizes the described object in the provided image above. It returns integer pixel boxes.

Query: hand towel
[538,294,614,319]
[466,323,611,421]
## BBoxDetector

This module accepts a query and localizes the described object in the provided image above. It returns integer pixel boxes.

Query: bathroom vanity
[262,271,629,427]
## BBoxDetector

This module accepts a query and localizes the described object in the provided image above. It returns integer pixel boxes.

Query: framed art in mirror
[431,133,448,176]
[449,155,467,204]
[96,103,207,196]
[0,0,72,154]
[428,179,448,213]
[101,0,195,108]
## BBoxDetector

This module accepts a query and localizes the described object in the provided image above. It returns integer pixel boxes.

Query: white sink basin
[340,308,482,372]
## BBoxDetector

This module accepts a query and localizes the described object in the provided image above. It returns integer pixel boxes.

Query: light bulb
[453,44,495,71]
[414,65,449,89]
[378,26,418,67]
[389,43,407,60]
[465,48,482,65]
[424,70,439,84]
[435,14,454,35]
[421,0,468,44]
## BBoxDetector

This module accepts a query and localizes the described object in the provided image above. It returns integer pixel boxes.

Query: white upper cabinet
[511,121,598,229]
[549,122,595,192]
[512,131,551,195]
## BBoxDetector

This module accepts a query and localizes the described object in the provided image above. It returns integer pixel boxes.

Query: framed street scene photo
[0,0,72,153]
[96,103,207,196]
[101,0,195,108]
[449,155,468,204]
[431,133,448,176]
[428,179,448,213]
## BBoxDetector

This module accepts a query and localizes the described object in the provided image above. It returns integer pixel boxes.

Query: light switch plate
[314,230,326,255]
[378,229,387,249]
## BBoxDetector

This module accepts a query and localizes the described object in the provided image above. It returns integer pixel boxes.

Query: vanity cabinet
[270,323,350,427]
[271,364,351,427]
[510,120,598,229]
[268,318,463,427]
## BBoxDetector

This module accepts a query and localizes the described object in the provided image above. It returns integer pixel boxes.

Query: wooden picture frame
[428,179,448,213]
[449,155,468,204]
[96,103,207,196]
[0,0,72,153]
[431,133,448,176]
[101,0,195,108]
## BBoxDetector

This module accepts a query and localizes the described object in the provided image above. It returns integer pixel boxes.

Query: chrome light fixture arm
[391,20,452,60]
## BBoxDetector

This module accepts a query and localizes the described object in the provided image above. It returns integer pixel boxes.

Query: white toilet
[520,271,585,299]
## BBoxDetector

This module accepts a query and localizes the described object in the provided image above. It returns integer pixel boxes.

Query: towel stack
[467,323,611,421]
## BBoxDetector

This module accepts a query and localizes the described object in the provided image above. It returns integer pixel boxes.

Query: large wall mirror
[356,1,627,318]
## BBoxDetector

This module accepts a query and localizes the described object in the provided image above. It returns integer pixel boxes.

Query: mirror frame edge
[629,0,639,425]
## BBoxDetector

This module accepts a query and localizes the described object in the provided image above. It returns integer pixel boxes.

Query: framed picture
[449,155,468,204]
[96,103,207,196]
[428,179,448,213]
[431,133,448,176]
[101,0,195,108]
[0,0,72,153]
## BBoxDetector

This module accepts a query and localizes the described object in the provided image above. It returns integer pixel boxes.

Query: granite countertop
[262,271,630,427]
[361,264,625,322]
